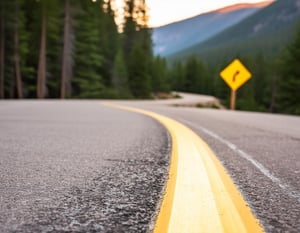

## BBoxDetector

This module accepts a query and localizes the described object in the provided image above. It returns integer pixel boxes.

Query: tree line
[167,25,300,115]
[0,0,170,99]
[1,0,299,115]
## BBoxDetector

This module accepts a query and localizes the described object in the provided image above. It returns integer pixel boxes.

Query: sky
[146,0,272,27]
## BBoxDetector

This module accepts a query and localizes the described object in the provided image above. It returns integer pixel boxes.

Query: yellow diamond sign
[220,59,252,91]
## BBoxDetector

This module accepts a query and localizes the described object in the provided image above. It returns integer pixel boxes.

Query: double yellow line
[104,104,264,233]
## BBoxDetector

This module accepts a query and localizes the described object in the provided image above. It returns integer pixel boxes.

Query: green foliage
[5,0,298,116]
[278,26,300,115]
[169,51,285,112]
[45,0,63,98]
[128,44,151,98]
[122,0,137,62]
[184,56,201,93]
[151,56,170,93]
[18,0,30,96]
[170,0,300,64]
[72,0,104,98]
[170,61,185,91]
[99,2,120,87]
[170,55,209,95]
[166,0,300,115]
[121,0,154,98]
[112,47,132,98]
[2,0,155,99]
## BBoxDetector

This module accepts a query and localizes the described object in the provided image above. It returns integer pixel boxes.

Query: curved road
[115,94,300,233]
[1,95,300,232]
[0,101,170,232]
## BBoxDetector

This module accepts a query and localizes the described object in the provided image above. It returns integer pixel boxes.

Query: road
[1,95,300,232]
[114,95,300,233]
[0,101,170,232]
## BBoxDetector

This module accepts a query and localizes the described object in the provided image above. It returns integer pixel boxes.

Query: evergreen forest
[1,0,300,115]
[169,24,300,115]
[0,0,169,99]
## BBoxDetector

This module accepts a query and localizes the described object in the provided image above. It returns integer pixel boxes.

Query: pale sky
[146,0,272,27]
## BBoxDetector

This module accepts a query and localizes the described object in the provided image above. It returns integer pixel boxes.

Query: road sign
[220,59,252,110]
[220,59,252,91]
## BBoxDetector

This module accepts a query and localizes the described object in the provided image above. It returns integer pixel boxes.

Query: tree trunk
[0,1,5,98]
[61,0,71,98]
[14,0,23,98]
[37,6,47,99]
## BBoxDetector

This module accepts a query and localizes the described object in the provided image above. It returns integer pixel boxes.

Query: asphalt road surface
[0,101,170,232]
[1,95,300,232]
[116,95,300,233]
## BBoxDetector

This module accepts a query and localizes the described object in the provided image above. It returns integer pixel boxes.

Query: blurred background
[0,0,300,115]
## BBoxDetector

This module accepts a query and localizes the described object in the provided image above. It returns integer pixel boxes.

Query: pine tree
[151,56,170,93]
[184,55,202,93]
[14,0,23,98]
[279,26,300,115]
[123,0,153,98]
[61,0,73,98]
[1,0,155,99]
[25,0,62,99]
[36,1,47,99]
[99,0,120,87]
[0,0,5,98]
[1,1,14,98]
[45,0,63,98]
[0,0,28,98]
[171,61,185,91]
[122,0,137,62]
[72,0,103,98]
[112,47,131,98]
[267,58,280,113]
[128,43,151,98]
[252,53,267,107]
[21,0,38,98]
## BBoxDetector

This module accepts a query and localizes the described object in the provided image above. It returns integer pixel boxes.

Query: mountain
[169,0,300,63]
[152,1,272,56]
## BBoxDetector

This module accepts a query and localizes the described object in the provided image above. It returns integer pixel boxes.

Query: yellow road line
[103,103,264,233]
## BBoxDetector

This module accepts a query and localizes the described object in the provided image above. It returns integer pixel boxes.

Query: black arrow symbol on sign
[233,70,240,83]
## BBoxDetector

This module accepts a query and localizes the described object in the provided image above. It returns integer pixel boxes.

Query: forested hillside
[170,0,300,63]
[164,0,300,115]
[152,2,270,56]
[0,0,170,99]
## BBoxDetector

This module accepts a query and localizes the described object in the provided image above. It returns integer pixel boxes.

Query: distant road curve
[154,92,223,108]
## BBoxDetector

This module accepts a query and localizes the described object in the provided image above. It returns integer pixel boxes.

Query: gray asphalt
[118,100,300,233]
[1,98,300,233]
[0,101,170,232]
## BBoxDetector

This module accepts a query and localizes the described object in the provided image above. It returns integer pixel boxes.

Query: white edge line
[178,118,300,204]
